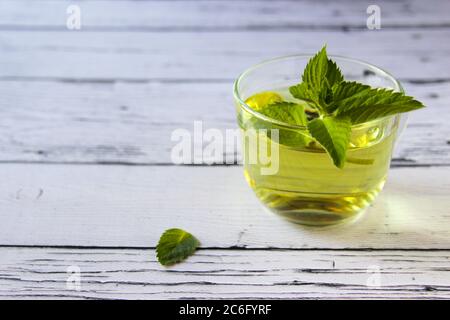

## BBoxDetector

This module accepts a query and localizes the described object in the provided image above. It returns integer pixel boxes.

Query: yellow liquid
[240,90,399,226]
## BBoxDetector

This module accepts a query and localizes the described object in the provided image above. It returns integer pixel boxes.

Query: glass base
[254,182,385,227]
[274,207,367,227]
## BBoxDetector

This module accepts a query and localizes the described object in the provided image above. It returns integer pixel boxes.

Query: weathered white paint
[0,165,448,248]
[0,248,448,299]
[0,30,449,80]
[0,81,448,165]
[0,0,448,29]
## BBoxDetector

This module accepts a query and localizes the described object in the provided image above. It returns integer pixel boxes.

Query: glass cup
[233,55,406,226]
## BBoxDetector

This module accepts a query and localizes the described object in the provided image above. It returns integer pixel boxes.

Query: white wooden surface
[1,0,449,29]
[0,80,448,165]
[0,0,449,299]
[1,248,449,299]
[0,80,450,165]
[0,165,449,249]
[1,30,449,80]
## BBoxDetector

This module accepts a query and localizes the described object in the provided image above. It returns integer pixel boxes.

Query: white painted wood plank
[0,165,448,248]
[0,30,449,80]
[0,0,449,29]
[0,248,448,299]
[0,80,448,165]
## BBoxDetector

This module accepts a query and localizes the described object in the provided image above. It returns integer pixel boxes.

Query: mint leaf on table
[307,116,351,168]
[156,228,200,266]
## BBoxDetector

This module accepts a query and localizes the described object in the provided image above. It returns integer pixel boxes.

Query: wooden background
[0,0,449,299]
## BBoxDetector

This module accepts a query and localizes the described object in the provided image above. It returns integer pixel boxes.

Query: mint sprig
[281,45,425,168]
[156,228,200,266]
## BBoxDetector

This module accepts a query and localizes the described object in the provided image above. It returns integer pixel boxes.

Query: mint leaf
[307,116,351,168]
[332,81,370,102]
[292,46,329,109]
[302,46,329,93]
[323,59,344,109]
[267,46,426,168]
[333,82,424,124]
[290,46,343,111]
[289,82,317,105]
[256,101,311,147]
[326,59,344,87]
[156,228,200,266]
[327,81,371,113]
[259,101,308,126]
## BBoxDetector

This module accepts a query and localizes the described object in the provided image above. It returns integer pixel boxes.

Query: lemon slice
[244,91,283,111]
[350,127,381,148]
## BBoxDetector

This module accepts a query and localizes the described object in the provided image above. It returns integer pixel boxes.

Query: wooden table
[0,0,449,299]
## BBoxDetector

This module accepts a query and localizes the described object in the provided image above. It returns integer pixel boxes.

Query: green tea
[239,89,399,226]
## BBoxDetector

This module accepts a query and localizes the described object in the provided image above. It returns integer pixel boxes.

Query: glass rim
[233,54,405,130]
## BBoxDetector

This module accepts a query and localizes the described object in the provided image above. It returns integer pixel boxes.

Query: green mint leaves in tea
[247,46,425,168]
